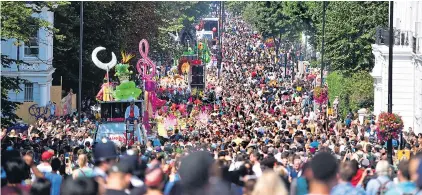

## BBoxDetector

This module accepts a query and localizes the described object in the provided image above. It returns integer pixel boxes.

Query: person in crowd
[73,154,94,179]
[385,160,418,195]
[105,155,136,195]
[290,162,311,195]
[30,178,51,195]
[61,177,99,195]
[125,100,140,132]
[308,152,338,195]
[331,161,365,195]
[251,171,288,195]
[365,160,394,195]
[93,139,119,194]
[44,158,63,195]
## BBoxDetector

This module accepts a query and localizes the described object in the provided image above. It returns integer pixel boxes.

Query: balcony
[375,27,421,54]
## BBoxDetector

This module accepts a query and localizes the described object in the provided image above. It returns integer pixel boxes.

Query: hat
[179,151,214,191]
[361,159,370,167]
[93,138,118,162]
[110,155,137,174]
[41,151,54,161]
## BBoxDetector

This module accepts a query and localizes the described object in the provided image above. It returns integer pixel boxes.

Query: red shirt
[129,107,134,118]
[351,168,364,186]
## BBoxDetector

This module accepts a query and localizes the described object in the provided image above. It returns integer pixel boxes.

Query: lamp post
[77,1,83,126]
[320,1,327,87]
[284,41,289,79]
[387,1,394,165]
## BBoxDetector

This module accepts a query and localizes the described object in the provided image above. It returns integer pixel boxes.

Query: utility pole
[387,1,394,165]
[320,1,327,87]
[217,1,224,78]
[78,1,83,126]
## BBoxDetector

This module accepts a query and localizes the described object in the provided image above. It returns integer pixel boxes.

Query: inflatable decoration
[136,39,166,132]
[136,39,156,80]
[197,111,208,125]
[92,47,118,102]
[92,47,117,76]
[113,52,141,101]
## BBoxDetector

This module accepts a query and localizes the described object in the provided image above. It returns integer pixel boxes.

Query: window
[24,30,39,57]
[24,83,34,102]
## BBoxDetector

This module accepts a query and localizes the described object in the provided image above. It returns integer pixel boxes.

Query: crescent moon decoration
[92,47,117,71]
[92,47,117,85]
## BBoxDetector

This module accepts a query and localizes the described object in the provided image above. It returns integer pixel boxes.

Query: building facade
[371,1,422,133]
[1,7,55,107]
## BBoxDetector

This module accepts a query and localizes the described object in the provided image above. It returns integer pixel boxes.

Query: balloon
[136,39,156,80]
[91,47,117,71]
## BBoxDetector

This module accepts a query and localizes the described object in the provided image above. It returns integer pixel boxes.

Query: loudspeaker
[191,75,204,84]
[191,66,204,76]
[191,84,205,90]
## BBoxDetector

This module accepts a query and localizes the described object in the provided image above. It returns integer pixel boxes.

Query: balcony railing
[375,27,421,54]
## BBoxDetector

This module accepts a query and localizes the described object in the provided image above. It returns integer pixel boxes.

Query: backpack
[376,179,390,195]
[367,152,376,168]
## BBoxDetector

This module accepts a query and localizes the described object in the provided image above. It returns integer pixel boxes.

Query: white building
[371,1,422,133]
[1,7,55,107]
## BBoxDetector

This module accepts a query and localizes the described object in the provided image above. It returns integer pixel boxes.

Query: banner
[96,122,146,145]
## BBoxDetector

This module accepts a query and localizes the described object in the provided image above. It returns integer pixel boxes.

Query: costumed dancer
[96,74,114,101]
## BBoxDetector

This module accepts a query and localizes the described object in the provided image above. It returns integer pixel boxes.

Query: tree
[327,71,374,118]
[312,1,388,72]
[53,1,210,97]
[1,1,66,127]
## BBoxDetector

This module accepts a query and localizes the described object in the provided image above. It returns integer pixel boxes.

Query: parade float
[92,39,166,146]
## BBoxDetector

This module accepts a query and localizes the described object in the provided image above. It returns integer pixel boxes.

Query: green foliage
[312,2,388,72]
[1,1,67,127]
[327,71,374,118]
[53,2,209,97]
[53,2,161,96]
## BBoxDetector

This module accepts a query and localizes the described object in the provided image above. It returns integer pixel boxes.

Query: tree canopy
[1,1,66,127]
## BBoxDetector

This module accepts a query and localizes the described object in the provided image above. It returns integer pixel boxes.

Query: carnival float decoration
[376,112,404,141]
[113,52,142,101]
[92,47,118,101]
[136,39,166,132]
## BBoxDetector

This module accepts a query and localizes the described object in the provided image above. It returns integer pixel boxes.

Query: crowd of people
[2,12,422,195]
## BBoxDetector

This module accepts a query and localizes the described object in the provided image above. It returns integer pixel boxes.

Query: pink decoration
[195,25,200,30]
[178,104,186,114]
[145,80,156,92]
[148,92,166,112]
[136,39,156,80]
[143,111,151,131]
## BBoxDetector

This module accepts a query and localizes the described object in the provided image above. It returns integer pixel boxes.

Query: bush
[326,71,374,119]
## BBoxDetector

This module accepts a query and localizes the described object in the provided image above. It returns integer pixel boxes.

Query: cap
[110,155,137,174]
[41,151,54,161]
[93,139,118,162]
[361,159,370,167]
